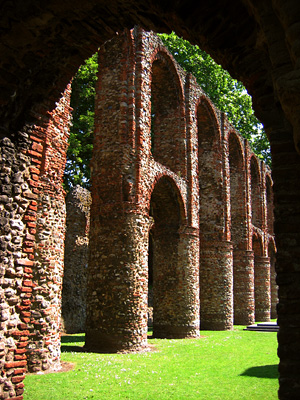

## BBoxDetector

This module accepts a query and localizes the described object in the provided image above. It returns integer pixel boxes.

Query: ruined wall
[85,27,275,353]
[61,186,91,333]
[0,86,71,398]
[1,3,300,399]
[0,26,276,399]
[0,131,35,399]
[26,87,71,374]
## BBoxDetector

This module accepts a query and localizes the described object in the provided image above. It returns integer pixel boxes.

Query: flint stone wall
[0,84,71,398]
[0,27,276,400]
[85,27,276,352]
[61,186,91,333]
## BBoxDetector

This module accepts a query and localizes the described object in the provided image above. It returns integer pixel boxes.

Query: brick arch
[1,3,300,398]
[149,175,185,229]
[197,96,233,330]
[266,174,274,235]
[250,155,262,229]
[149,175,198,338]
[228,131,246,247]
[151,49,185,101]
[253,231,263,257]
[197,95,223,239]
[150,50,186,176]
[253,232,270,322]
[228,131,254,325]
[146,172,187,223]
[268,237,277,319]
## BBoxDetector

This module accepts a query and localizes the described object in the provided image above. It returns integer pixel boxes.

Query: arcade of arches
[1,27,276,398]
[1,2,300,400]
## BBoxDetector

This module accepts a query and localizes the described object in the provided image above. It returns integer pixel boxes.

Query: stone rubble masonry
[0,26,276,399]
[0,84,71,398]
[85,27,276,352]
[61,186,91,333]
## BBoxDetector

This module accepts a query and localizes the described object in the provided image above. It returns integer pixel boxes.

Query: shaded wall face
[197,102,224,241]
[250,159,262,228]
[229,134,247,247]
[269,243,278,319]
[61,186,91,334]
[253,236,271,322]
[197,101,234,331]
[0,24,277,399]
[151,58,186,177]
[229,133,255,325]
[150,178,181,336]
[0,132,34,399]
[149,176,200,338]
[1,3,300,398]
[266,177,274,235]
[27,88,71,373]
[0,85,71,397]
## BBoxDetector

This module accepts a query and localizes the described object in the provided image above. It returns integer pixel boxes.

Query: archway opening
[151,55,185,175]
[197,99,223,241]
[229,133,246,248]
[250,157,262,228]
[147,232,154,329]
[149,176,184,338]
[229,132,253,325]
[253,234,270,322]
[268,239,277,319]
[197,99,233,330]
[266,175,274,235]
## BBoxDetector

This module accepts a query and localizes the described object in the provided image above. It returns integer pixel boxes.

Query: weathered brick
[11,376,25,384]
[27,149,42,158]
[31,142,43,153]
[15,348,27,355]
[5,360,27,369]
[16,259,33,267]
[13,368,27,375]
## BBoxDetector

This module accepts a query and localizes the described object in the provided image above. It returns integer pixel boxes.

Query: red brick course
[0,27,275,399]
[85,27,275,352]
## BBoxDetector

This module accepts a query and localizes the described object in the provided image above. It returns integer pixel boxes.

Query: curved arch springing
[250,156,262,228]
[150,51,186,176]
[148,175,186,338]
[228,132,253,325]
[198,97,232,330]
[253,232,270,322]
[253,232,263,257]
[268,238,277,319]
[198,96,223,240]
[149,175,185,230]
[266,174,274,235]
[228,131,246,247]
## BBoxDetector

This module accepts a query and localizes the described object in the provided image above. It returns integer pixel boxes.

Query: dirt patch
[27,361,76,375]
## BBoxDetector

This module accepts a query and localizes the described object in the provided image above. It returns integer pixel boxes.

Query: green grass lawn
[23,326,279,400]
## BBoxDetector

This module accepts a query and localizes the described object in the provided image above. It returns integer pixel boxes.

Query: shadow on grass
[240,364,279,379]
[61,335,85,353]
[61,335,84,344]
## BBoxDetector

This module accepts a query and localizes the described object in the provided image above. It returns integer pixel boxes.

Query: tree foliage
[64,53,98,191]
[64,33,271,189]
[158,32,271,165]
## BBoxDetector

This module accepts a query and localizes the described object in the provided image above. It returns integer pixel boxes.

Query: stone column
[61,186,91,333]
[270,262,278,319]
[26,85,71,373]
[254,256,271,322]
[233,249,255,325]
[153,227,200,338]
[85,211,151,352]
[28,192,66,372]
[272,128,300,400]
[200,240,233,330]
